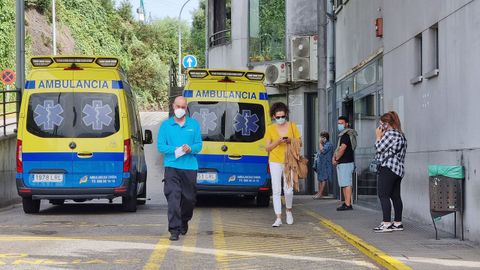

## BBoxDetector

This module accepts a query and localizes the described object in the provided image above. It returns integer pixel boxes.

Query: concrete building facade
[205,0,480,242]
[333,0,480,242]
[205,0,323,194]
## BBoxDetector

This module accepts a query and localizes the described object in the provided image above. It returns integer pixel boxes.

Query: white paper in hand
[175,147,186,159]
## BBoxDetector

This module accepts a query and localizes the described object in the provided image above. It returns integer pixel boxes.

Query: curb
[301,208,412,270]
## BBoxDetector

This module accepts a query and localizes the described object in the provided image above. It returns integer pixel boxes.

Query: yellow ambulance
[183,69,271,206]
[16,56,153,213]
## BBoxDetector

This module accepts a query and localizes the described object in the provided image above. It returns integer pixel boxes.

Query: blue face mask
[338,124,345,132]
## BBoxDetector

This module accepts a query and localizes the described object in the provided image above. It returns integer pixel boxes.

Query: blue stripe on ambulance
[22,152,125,188]
[197,154,269,186]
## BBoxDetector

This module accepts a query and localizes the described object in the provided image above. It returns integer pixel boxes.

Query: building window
[210,0,231,47]
[425,23,439,79]
[248,0,286,63]
[410,33,423,84]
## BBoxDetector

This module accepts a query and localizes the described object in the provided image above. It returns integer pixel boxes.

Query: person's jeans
[269,162,293,215]
[377,166,403,222]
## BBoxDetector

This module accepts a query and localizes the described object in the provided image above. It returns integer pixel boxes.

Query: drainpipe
[326,0,337,198]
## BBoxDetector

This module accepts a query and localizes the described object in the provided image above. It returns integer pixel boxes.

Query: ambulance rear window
[188,102,265,142]
[26,93,120,138]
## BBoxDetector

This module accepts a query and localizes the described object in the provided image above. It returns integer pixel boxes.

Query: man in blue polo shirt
[158,96,203,241]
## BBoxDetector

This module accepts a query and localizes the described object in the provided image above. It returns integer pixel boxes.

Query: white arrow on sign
[183,55,197,69]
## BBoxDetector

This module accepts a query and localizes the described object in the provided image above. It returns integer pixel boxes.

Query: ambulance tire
[256,193,270,207]
[122,181,138,212]
[22,197,40,214]
[137,175,147,205]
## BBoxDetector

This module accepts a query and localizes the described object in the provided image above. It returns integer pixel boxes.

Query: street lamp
[52,0,56,55]
[178,0,192,86]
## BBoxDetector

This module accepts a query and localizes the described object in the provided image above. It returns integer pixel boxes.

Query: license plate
[197,172,217,182]
[33,174,64,183]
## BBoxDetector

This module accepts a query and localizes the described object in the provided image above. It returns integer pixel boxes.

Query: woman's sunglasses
[275,116,286,120]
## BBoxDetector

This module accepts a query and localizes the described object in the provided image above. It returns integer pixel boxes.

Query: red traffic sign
[0,69,16,85]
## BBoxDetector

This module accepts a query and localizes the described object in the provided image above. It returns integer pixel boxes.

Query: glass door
[353,91,381,205]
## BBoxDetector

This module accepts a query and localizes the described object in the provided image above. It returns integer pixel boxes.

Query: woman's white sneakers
[286,212,294,225]
[272,213,294,227]
[272,218,282,227]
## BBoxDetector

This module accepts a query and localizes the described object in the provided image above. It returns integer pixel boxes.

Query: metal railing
[209,29,231,47]
[0,88,21,137]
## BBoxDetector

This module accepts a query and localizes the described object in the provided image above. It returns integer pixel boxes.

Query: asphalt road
[0,112,381,270]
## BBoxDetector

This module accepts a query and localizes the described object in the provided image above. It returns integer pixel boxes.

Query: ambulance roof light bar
[188,70,208,78]
[54,57,95,63]
[245,72,264,81]
[96,58,118,67]
[31,57,53,67]
[209,71,245,77]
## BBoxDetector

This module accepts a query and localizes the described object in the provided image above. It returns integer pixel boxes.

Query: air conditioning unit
[291,35,318,82]
[253,62,288,85]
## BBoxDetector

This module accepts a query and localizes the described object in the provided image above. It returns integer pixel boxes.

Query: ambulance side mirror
[144,130,153,145]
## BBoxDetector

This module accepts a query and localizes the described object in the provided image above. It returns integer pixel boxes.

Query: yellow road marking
[212,209,229,270]
[143,234,171,270]
[300,207,412,270]
[181,212,200,268]
[0,236,163,241]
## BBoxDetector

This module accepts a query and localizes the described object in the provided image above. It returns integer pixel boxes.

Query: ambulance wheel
[50,199,65,206]
[137,184,147,205]
[122,181,138,212]
[256,193,270,207]
[22,197,40,214]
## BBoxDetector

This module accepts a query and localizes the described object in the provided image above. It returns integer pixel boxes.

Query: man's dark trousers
[164,167,197,234]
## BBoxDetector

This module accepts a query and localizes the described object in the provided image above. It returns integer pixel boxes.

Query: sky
[126,0,201,23]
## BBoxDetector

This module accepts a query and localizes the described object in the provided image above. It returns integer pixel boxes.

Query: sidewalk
[299,196,480,270]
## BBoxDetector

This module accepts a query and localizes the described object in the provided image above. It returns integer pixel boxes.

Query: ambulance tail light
[16,140,23,173]
[31,57,53,67]
[64,64,83,70]
[96,58,118,67]
[218,77,235,83]
[123,139,131,173]
[259,187,269,191]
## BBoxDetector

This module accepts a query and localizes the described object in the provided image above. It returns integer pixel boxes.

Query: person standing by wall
[313,131,334,199]
[265,102,301,227]
[158,96,203,241]
[333,116,357,211]
[373,111,407,233]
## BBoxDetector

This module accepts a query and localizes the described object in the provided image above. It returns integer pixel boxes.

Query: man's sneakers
[373,222,404,233]
[336,203,353,211]
[272,218,282,227]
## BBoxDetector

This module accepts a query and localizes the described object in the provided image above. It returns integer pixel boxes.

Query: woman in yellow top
[265,102,301,227]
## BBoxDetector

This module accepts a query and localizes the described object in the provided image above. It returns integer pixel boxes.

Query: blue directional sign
[182,55,198,69]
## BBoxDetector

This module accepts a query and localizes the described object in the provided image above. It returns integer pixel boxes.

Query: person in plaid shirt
[373,111,407,233]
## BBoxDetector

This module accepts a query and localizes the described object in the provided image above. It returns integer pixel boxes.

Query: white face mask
[275,118,286,125]
[174,108,186,119]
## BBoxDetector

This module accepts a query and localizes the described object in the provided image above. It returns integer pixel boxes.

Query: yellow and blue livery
[16,56,153,213]
[183,69,271,206]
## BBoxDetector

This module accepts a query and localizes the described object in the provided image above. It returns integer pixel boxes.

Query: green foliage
[1,0,207,110]
[0,0,15,84]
